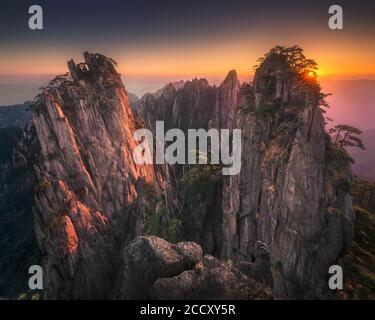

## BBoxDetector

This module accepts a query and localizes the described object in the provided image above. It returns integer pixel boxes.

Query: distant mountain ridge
[0,103,31,128]
[0,48,363,299]
[323,79,375,131]
[349,128,375,181]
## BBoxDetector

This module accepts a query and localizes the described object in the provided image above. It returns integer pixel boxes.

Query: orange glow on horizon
[1,39,375,80]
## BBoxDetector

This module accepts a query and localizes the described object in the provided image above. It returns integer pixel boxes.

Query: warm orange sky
[1,35,375,79]
[1,0,375,132]
[1,1,375,79]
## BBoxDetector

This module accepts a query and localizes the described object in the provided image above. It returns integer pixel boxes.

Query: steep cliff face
[138,70,240,134]
[1,49,357,300]
[28,52,156,299]
[209,70,241,131]
[340,180,375,299]
[229,53,355,298]
[137,71,241,255]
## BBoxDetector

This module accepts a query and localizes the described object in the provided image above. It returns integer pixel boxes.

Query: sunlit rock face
[7,54,242,299]
[228,54,355,298]
[2,50,355,300]
[29,52,156,299]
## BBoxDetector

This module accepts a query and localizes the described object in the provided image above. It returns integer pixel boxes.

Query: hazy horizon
[1,72,375,98]
[1,73,375,132]
[1,0,375,130]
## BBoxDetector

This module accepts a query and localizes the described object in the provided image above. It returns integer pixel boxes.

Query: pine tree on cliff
[255,45,318,76]
[330,124,366,150]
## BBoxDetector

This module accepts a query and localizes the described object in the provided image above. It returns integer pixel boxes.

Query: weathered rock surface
[27,52,157,299]
[152,254,275,300]
[1,49,356,300]
[137,71,241,254]
[137,52,355,299]
[114,236,202,299]
[115,236,275,300]
[137,70,240,134]
[224,52,355,298]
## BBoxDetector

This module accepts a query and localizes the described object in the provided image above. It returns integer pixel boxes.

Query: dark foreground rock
[151,255,275,300]
[114,236,275,300]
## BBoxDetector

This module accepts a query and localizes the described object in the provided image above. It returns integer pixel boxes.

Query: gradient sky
[1,0,375,78]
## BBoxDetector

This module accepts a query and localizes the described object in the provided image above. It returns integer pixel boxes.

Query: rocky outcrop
[1,48,357,300]
[28,52,156,299]
[225,52,355,298]
[209,70,240,130]
[114,236,275,300]
[137,71,241,254]
[114,236,202,299]
[152,254,275,300]
[137,71,240,134]
[3,54,243,299]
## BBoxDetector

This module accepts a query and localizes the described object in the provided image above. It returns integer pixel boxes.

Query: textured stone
[114,236,202,299]
[115,236,275,300]
[151,253,275,300]
[30,52,156,299]
[224,54,355,298]
[1,51,356,300]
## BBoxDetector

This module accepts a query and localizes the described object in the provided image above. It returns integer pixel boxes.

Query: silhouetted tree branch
[329,124,366,150]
